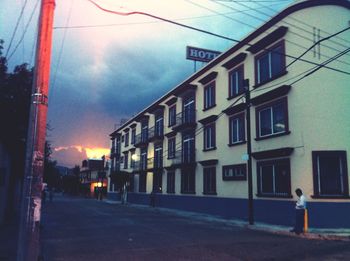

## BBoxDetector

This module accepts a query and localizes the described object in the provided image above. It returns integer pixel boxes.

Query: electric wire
[285,26,350,69]
[253,1,350,46]
[53,3,285,30]
[51,0,75,91]
[209,0,350,65]
[5,0,29,59]
[7,0,41,63]
[87,0,350,75]
[184,0,350,73]
[120,45,350,162]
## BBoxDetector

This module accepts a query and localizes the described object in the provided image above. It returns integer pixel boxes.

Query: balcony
[134,132,149,147]
[132,158,153,172]
[148,125,164,142]
[172,110,197,132]
[165,149,196,168]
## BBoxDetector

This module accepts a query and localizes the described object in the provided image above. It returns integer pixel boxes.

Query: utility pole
[244,79,254,225]
[17,1,55,260]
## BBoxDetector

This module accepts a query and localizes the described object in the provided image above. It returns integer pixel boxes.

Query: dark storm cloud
[97,40,194,116]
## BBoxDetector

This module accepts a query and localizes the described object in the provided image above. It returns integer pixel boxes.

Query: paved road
[40,194,350,261]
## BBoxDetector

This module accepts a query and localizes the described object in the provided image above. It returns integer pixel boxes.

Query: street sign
[186,46,221,63]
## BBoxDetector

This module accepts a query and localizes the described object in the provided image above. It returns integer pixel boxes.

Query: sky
[1,0,294,167]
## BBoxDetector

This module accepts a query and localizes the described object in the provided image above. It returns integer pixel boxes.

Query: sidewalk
[104,199,350,241]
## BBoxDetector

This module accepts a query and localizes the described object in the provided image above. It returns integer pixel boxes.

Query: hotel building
[108,0,350,228]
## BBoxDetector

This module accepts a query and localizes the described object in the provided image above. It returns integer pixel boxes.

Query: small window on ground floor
[167,171,175,193]
[312,151,349,197]
[203,166,216,195]
[152,171,163,193]
[257,158,291,197]
[181,167,195,194]
[139,173,147,192]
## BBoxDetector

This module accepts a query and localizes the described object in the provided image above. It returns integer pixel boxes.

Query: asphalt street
[40,194,350,261]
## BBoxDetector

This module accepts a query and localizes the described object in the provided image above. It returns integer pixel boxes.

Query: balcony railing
[148,125,164,142]
[165,149,196,167]
[172,110,197,131]
[134,131,149,147]
[133,158,153,172]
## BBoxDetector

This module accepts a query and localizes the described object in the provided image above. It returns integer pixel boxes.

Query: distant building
[79,158,107,197]
[108,0,350,228]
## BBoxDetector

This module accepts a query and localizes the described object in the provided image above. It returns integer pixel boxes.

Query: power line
[253,1,350,46]
[53,3,285,30]
[135,45,350,160]
[286,26,350,69]
[7,0,41,62]
[5,0,29,59]
[209,0,350,66]
[51,0,75,91]
[87,0,350,75]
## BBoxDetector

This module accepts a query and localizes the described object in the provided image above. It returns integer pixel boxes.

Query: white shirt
[296,194,306,209]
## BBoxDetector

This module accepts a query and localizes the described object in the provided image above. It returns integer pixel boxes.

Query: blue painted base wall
[107,192,350,228]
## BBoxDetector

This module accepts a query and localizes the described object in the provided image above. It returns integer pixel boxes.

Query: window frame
[312,151,349,198]
[255,40,286,86]
[181,166,196,194]
[228,65,244,99]
[168,136,176,159]
[222,164,247,181]
[255,97,289,140]
[229,112,246,146]
[203,166,217,195]
[167,171,175,194]
[203,122,216,151]
[203,81,216,111]
[256,158,291,198]
[168,105,176,127]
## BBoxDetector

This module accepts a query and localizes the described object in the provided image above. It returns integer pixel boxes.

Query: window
[203,123,216,151]
[140,148,147,171]
[154,144,163,169]
[229,66,244,98]
[139,173,146,192]
[183,96,195,124]
[168,105,176,127]
[130,150,135,168]
[131,128,136,145]
[182,133,195,164]
[153,171,163,193]
[141,122,148,142]
[222,164,246,181]
[255,41,285,85]
[312,151,349,197]
[203,166,216,195]
[181,166,195,194]
[128,175,134,192]
[229,113,245,145]
[256,97,289,139]
[125,132,129,147]
[123,153,128,169]
[168,137,176,159]
[116,137,121,155]
[155,114,164,137]
[257,158,291,197]
[204,81,216,110]
[167,171,175,193]
[121,135,124,142]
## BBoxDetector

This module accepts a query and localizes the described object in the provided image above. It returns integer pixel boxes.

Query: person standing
[290,188,306,234]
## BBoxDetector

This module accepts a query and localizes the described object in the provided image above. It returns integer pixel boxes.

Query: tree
[0,39,33,220]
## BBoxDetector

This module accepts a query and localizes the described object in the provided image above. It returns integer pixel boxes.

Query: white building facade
[108,0,350,228]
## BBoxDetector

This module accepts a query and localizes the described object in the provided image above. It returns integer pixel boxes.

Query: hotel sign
[186,46,221,63]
